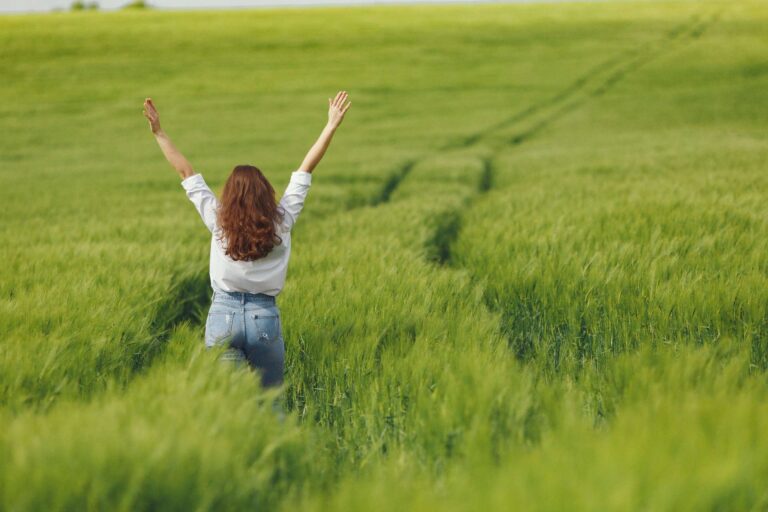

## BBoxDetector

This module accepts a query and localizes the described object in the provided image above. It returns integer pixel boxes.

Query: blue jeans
[204,288,285,388]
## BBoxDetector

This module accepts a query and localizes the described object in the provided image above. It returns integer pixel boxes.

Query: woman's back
[181,170,312,296]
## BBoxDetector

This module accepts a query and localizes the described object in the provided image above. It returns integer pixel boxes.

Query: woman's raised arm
[298,91,351,173]
[143,98,195,180]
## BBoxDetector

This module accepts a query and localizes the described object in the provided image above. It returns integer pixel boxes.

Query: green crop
[1,0,767,510]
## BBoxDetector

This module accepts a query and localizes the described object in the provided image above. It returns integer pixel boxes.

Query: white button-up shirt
[181,171,312,296]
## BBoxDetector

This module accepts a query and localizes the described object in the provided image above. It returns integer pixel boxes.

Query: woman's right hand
[143,97,162,134]
[327,91,351,129]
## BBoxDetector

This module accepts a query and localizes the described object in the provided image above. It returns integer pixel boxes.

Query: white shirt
[181,170,312,296]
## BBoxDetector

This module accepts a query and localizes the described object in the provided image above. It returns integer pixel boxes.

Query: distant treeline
[69,0,151,10]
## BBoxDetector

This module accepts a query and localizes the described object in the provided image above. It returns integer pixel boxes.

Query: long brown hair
[217,165,284,261]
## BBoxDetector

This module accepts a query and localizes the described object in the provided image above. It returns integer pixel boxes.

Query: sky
[0,0,530,13]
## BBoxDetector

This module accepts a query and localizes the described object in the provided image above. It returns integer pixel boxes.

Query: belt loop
[240,293,245,305]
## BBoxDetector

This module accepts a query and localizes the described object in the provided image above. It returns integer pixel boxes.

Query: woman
[143,91,351,387]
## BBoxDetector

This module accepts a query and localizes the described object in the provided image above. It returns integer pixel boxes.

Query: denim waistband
[212,288,276,306]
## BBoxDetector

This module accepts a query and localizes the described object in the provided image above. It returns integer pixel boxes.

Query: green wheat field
[1,0,767,509]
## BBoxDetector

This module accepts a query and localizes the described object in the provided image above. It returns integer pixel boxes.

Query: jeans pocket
[245,308,280,345]
[205,311,235,347]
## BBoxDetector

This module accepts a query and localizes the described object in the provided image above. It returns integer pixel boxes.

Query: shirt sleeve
[181,173,219,233]
[278,170,312,232]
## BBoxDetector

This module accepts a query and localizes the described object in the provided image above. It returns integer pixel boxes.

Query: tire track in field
[362,50,637,207]
[425,155,495,265]
[495,12,722,148]
[369,159,418,206]
[448,53,634,150]
[423,11,719,267]
[363,12,715,209]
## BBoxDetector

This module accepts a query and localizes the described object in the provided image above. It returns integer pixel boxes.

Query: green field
[2,0,768,509]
